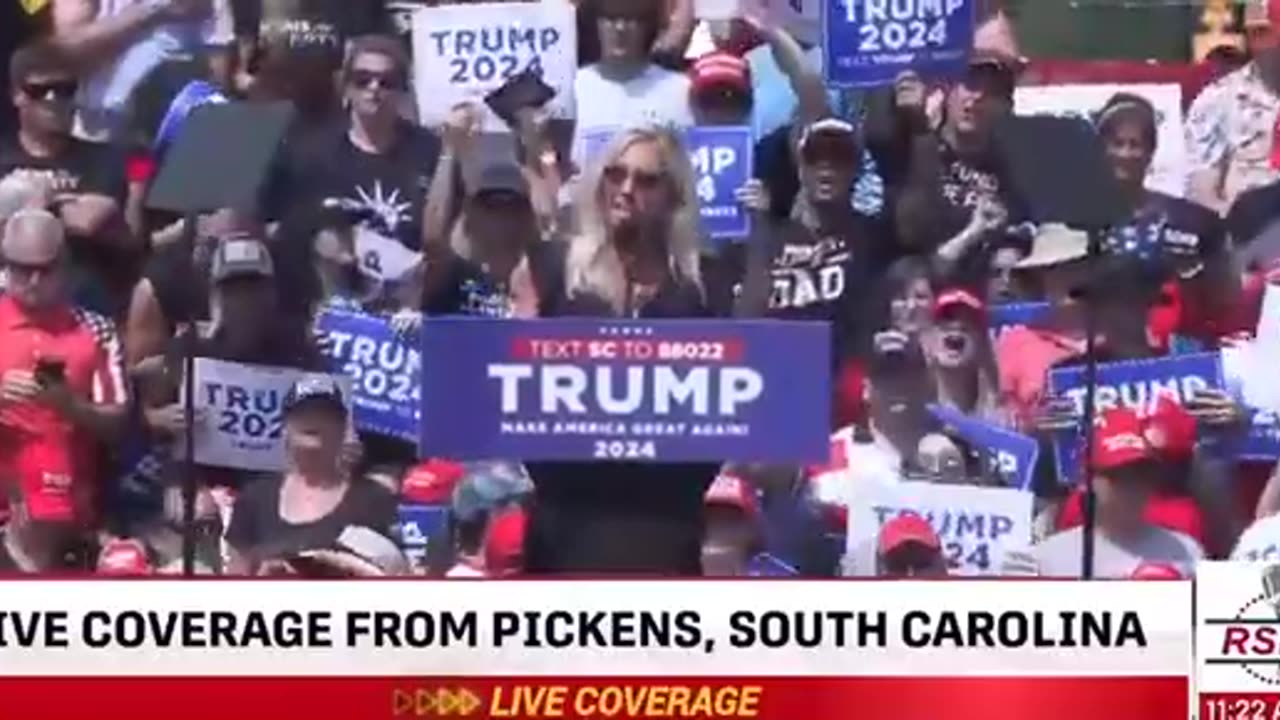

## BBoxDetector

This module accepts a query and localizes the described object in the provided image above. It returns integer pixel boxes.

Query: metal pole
[181,213,198,577]
[1080,230,1103,580]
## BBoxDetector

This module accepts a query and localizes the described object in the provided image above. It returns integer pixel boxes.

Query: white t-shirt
[1035,525,1204,579]
[1232,513,1280,562]
[811,427,904,509]
[571,63,694,171]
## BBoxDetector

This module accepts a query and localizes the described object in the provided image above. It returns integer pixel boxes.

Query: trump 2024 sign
[419,319,831,463]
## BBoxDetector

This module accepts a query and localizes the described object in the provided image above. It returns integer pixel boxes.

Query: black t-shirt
[225,475,397,562]
[284,120,442,250]
[0,137,127,201]
[737,213,890,362]
[520,239,721,575]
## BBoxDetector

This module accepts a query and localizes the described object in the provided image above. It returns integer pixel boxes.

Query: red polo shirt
[0,295,126,525]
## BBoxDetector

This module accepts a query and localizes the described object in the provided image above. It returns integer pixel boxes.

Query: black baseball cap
[283,374,348,418]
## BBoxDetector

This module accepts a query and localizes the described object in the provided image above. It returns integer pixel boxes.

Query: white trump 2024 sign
[191,359,351,472]
[411,1,577,129]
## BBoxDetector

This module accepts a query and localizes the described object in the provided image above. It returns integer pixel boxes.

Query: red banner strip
[0,677,1185,720]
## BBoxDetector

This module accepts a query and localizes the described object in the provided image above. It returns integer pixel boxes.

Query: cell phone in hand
[484,67,555,129]
[34,357,66,387]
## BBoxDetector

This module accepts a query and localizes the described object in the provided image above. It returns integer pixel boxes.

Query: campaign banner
[823,0,974,88]
[1046,353,1224,481]
[988,302,1050,339]
[190,359,351,472]
[411,1,577,130]
[397,503,450,575]
[315,310,421,442]
[846,480,1033,576]
[419,318,832,462]
[927,405,1039,490]
[1014,83,1188,199]
[687,126,753,240]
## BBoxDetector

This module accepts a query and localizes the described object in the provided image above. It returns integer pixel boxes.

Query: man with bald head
[0,209,127,568]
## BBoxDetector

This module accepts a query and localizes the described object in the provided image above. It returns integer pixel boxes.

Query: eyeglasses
[21,80,78,102]
[602,164,665,191]
[348,69,406,91]
[801,137,858,167]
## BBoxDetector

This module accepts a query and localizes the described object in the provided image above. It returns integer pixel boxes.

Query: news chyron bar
[0,580,1189,719]
[1195,562,1280,718]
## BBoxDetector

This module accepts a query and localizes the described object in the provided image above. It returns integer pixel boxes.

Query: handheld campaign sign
[190,359,351,472]
[315,310,421,442]
[927,405,1039,490]
[687,126,753,240]
[353,227,422,285]
[153,81,229,152]
[822,0,975,88]
[419,319,831,463]
[411,1,577,130]
[846,480,1033,577]
[988,302,1050,339]
[397,503,450,575]
[582,127,754,241]
[1046,353,1224,482]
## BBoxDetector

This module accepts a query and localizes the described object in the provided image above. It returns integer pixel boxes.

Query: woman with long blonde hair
[524,125,724,575]
[550,125,707,317]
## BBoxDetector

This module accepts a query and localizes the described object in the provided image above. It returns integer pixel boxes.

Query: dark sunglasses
[348,69,406,91]
[21,80,78,102]
[603,164,665,191]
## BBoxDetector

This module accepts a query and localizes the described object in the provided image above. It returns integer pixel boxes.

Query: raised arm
[50,0,209,68]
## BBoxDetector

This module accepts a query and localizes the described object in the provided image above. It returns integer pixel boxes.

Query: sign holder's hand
[1032,395,1080,434]
[1187,388,1247,429]
[0,369,40,406]
[734,179,772,216]
[441,102,483,157]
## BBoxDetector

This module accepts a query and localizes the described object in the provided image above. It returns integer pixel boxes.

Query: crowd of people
[2,0,1280,580]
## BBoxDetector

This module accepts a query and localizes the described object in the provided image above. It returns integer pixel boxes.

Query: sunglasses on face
[348,69,406,92]
[21,80,77,102]
[603,164,665,191]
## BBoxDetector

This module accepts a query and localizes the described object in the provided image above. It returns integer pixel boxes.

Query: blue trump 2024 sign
[1046,353,1224,482]
[419,318,831,462]
[927,404,1039,490]
[581,126,754,241]
[823,0,975,88]
[315,309,421,442]
[687,126,753,240]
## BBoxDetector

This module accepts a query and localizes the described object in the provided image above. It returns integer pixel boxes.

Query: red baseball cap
[97,538,151,576]
[689,51,751,96]
[1092,407,1156,472]
[1130,562,1183,580]
[878,513,941,555]
[483,507,526,577]
[933,288,986,321]
[401,459,465,505]
[704,473,760,519]
[1143,396,1197,462]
